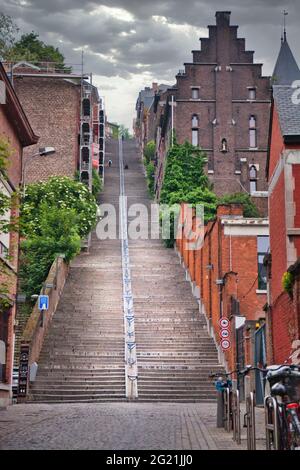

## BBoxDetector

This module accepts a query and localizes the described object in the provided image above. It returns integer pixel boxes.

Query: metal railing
[245,392,256,450]
[232,389,241,444]
[265,396,280,450]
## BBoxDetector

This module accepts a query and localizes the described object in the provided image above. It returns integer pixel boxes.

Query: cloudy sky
[1,0,299,129]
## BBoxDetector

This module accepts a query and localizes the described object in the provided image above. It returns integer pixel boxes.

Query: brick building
[150,12,271,214]
[135,83,169,155]
[176,203,269,401]
[266,34,300,365]
[0,62,38,407]
[6,63,103,185]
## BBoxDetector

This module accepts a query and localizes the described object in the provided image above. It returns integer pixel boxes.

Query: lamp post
[22,147,56,197]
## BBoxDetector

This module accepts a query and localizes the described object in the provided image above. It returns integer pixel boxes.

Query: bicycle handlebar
[209,364,299,379]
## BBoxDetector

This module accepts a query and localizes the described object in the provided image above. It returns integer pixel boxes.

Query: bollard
[217,390,224,428]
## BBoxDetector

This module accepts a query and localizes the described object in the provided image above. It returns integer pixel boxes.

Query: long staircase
[29,139,126,403]
[29,138,223,403]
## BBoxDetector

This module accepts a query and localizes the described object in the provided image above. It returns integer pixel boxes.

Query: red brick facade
[0,62,38,407]
[147,12,271,213]
[14,76,81,183]
[176,203,268,376]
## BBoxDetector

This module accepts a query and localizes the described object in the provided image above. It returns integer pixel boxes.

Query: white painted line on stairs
[119,137,138,400]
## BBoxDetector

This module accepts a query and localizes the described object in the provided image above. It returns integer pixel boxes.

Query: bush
[145,160,155,198]
[19,205,82,299]
[218,192,260,218]
[21,176,97,238]
[19,177,97,299]
[144,140,156,164]
[92,169,103,199]
[159,141,217,247]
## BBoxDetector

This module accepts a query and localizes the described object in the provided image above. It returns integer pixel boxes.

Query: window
[191,88,199,99]
[192,129,198,146]
[221,138,228,153]
[248,88,256,100]
[192,114,199,127]
[249,116,257,148]
[0,179,10,258]
[249,165,257,193]
[257,236,270,290]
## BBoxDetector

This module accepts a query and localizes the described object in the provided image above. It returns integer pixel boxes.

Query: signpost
[219,317,231,351]
[38,295,49,311]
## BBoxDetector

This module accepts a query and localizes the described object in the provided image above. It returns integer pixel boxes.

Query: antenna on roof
[282,10,288,42]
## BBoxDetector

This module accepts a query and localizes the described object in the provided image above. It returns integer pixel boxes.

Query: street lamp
[22,147,56,196]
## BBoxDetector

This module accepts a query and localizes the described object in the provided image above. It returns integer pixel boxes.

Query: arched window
[249,165,257,192]
[192,114,199,128]
[221,138,228,153]
[249,116,257,148]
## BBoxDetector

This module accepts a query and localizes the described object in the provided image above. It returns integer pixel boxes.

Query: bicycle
[265,364,300,450]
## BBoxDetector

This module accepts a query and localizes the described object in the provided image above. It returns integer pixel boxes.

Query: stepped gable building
[154,11,271,214]
[266,33,300,365]
[0,62,38,407]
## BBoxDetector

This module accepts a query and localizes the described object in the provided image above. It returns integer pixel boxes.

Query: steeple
[273,30,300,85]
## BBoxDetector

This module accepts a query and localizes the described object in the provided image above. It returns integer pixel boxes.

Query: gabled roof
[273,85,300,142]
[0,62,38,147]
[272,35,300,85]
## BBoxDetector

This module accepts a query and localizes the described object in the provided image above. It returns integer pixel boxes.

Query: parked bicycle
[264,364,300,450]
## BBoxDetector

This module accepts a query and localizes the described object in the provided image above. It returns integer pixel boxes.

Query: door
[236,325,245,400]
[254,324,267,405]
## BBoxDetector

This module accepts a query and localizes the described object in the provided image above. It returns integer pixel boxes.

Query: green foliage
[218,192,260,218]
[0,13,19,60]
[21,176,97,238]
[144,140,156,164]
[19,177,97,299]
[92,168,102,199]
[19,206,81,299]
[159,141,217,247]
[145,160,155,198]
[8,32,68,69]
[282,271,294,297]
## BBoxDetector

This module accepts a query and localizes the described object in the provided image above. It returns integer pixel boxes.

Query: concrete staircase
[29,138,223,404]
[125,140,222,402]
[29,139,126,403]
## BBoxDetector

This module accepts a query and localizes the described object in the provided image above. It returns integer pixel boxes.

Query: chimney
[152,82,158,92]
[215,11,231,27]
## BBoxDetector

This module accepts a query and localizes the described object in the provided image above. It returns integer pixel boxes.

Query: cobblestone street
[0,402,266,450]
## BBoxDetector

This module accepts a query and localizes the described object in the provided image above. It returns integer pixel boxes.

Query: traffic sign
[38,295,49,311]
[221,339,231,351]
[220,329,230,339]
[219,318,229,329]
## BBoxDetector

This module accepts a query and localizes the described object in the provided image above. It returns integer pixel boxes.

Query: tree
[9,32,67,68]
[0,13,19,60]
[218,192,260,218]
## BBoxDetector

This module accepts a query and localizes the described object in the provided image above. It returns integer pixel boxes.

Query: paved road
[0,402,266,450]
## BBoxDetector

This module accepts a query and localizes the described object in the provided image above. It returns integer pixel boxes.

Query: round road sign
[219,318,229,329]
[220,329,230,339]
[221,339,231,350]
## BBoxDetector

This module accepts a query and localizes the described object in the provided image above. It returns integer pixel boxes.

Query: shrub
[218,192,260,218]
[21,176,97,238]
[282,271,294,297]
[144,140,156,164]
